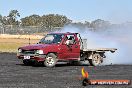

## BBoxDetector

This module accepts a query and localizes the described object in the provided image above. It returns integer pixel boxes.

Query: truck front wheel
[44,53,57,67]
[89,53,102,66]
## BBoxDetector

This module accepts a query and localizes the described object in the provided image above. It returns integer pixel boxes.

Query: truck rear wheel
[89,53,102,66]
[44,53,57,67]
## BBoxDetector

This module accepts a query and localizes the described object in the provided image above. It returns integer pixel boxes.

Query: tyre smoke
[58,24,132,65]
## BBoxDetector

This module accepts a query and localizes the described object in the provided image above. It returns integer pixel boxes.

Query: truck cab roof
[49,32,78,35]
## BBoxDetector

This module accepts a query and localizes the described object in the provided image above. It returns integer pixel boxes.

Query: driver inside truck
[65,36,75,45]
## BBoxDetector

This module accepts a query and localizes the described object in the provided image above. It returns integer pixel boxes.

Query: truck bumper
[17,54,46,62]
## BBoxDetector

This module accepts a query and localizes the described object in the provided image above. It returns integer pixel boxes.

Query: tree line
[0,10,115,32]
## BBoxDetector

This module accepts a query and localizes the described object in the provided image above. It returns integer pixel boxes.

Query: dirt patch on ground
[0,38,40,53]
[0,34,43,39]
[0,34,44,52]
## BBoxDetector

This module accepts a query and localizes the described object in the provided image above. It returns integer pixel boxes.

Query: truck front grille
[22,50,36,54]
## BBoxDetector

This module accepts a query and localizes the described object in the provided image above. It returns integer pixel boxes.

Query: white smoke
[58,24,132,65]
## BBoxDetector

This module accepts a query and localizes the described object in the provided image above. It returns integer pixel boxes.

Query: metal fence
[0,25,62,34]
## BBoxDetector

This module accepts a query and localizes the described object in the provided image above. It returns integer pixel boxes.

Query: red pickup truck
[17,32,117,67]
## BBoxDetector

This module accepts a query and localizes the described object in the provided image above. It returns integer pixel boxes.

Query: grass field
[0,38,40,53]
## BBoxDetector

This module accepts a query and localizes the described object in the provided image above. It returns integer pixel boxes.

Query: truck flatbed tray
[83,48,117,52]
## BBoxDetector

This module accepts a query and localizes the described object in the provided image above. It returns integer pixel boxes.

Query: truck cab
[17,32,81,67]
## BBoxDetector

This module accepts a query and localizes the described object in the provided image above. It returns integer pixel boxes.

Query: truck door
[59,34,80,60]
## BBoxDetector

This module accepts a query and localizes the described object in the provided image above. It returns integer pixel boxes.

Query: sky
[0,0,132,23]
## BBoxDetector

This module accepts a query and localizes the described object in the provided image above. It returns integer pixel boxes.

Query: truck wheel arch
[46,52,57,56]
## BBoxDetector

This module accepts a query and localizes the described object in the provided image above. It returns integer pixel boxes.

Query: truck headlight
[18,49,22,53]
[36,50,44,54]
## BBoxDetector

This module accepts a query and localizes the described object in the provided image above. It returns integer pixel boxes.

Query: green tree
[0,15,6,25]
[0,15,3,24]
[6,10,20,25]
[69,22,84,28]
[21,14,41,26]
[41,14,71,30]
[90,19,111,30]
[84,21,90,28]
[8,10,20,19]
[0,15,6,34]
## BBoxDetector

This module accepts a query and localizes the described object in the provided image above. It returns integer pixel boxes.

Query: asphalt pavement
[0,52,132,88]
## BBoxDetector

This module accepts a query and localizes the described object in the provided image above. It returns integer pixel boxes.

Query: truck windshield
[39,34,64,44]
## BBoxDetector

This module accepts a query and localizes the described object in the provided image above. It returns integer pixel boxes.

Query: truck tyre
[44,53,57,67]
[89,53,102,66]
